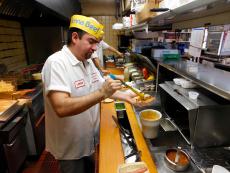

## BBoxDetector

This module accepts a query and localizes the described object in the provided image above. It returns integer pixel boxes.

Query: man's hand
[100,78,122,98]
[117,51,124,58]
[102,69,110,75]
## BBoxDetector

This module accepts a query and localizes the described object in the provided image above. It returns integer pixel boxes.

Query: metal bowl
[164,148,190,172]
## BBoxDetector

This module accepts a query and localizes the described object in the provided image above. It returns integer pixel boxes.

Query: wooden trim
[125,103,158,173]
[99,67,158,173]
[35,113,45,128]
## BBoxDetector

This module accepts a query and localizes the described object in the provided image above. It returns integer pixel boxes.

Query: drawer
[34,113,45,155]
[3,127,28,173]
[0,110,27,144]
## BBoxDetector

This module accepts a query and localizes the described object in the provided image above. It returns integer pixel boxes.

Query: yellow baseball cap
[70,15,104,40]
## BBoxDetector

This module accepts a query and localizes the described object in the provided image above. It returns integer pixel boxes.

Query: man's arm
[92,57,103,71]
[92,57,109,75]
[48,78,122,117]
[107,46,124,58]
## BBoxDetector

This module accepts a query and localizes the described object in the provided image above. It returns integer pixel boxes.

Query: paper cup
[139,109,162,139]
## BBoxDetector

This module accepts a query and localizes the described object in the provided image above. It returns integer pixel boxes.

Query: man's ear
[72,32,79,44]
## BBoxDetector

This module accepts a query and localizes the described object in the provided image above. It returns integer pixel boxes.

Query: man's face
[74,33,99,60]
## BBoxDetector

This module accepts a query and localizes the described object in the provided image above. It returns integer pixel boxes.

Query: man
[91,39,124,75]
[42,15,138,173]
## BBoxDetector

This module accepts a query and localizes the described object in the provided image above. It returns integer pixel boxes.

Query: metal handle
[6,139,17,147]
[174,146,182,163]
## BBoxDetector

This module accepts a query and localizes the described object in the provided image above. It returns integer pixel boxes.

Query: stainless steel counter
[157,59,230,100]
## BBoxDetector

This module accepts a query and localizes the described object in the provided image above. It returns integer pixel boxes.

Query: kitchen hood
[0,0,81,21]
[35,0,81,20]
[0,0,34,18]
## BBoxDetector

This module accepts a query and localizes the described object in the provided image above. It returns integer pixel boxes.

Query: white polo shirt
[91,40,110,67]
[42,45,104,160]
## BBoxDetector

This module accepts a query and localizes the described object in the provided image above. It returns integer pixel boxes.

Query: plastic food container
[173,78,184,85]
[188,91,199,100]
[139,109,162,139]
[180,80,196,88]
[115,102,126,110]
[164,148,190,172]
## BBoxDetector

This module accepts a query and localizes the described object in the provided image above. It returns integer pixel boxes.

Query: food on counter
[166,150,189,165]
[0,80,16,92]
[118,161,149,173]
[135,95,155,106]
[140,110,160,121]
[144,94,151,100]
[146,74,154,81]
[115,102,125,110]
[142,67,149,80]
[139,84,155,92]
[102,98,114,103]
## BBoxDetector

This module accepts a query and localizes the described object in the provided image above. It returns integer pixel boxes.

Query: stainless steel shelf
[124,0,230,32]
[149,0,230,26]
[159,60,230,100]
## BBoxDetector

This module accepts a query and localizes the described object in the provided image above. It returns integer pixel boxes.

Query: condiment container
[164,148,190,171]
[139,109,162,139]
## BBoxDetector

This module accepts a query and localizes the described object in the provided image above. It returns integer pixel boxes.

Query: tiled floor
[21,149,99,173]
[22,151,61,173]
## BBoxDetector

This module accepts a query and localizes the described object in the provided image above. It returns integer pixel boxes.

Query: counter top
[99,101,157,173]
[99,67,158,173]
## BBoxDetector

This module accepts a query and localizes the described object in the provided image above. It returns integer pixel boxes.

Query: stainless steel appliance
[20,85,45,157]
[159,81,230,148]
[0,101,28,173]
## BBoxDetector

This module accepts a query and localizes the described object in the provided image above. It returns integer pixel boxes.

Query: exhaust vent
[0,0,34,18]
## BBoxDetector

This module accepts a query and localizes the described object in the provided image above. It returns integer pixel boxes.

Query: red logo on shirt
[92,73,99,83]
[74,79,85,88]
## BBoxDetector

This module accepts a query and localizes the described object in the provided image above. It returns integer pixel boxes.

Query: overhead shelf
[148,0,230,27]
[124,0,230,32]
[123,22,149,32]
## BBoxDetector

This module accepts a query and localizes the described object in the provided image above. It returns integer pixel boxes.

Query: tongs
[112,115,141,161]
[109,74,145,100]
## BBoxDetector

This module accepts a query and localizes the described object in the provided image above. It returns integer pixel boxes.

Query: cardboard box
[124,0,131,10]
[135,0,159,24]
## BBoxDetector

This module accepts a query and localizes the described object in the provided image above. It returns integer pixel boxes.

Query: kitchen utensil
[109,74,145,100]
[175,146,182,163]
